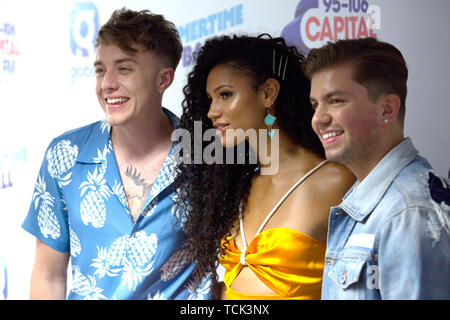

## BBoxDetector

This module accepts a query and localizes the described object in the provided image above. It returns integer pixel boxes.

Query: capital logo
[69,2,99,58]
[281,0,380,54]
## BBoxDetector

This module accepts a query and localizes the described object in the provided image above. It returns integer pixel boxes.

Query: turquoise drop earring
[264,109,276,138]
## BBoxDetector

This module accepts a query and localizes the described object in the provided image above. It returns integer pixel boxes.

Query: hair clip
[273,49,276,75]
[281,56,288,81]
[272,49,288,81]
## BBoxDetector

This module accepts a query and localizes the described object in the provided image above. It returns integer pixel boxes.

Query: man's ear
[158,67,175,94]
[261,78,281,107]
[380,93,401,126]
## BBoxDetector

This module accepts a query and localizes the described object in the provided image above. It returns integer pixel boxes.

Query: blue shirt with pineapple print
[22,108,211,300]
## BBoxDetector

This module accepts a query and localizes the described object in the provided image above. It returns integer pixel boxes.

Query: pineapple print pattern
[32,175,60,239]
[72,267,106,300]
[111,179,130,216]
[47,140,78,187]
[128,231,158,267]
[147,290,166,300]
[91,231,158,291]
[25,116,212,299]
[170,190,192,234]
[79,167,111,228]
[69,225,81,257]
[186,268,212,300]
[106,235,129,268]
[161,238,195,281]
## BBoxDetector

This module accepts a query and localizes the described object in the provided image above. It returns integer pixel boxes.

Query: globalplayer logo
[69,2,99,82]
[70,2,99,57]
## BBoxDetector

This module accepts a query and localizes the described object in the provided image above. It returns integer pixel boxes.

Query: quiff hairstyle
[96,7,182,69]
[303,37,408,124]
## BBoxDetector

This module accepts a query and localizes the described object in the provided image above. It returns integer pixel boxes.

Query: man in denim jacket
[304,38,450,299]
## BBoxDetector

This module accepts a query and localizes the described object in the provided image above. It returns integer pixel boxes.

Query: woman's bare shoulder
[321,161,355,184]
[309,161,356,203]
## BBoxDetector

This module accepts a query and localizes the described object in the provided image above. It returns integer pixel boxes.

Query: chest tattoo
[123,165,153,203]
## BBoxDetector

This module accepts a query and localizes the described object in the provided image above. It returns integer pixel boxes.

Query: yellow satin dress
[218,160,328,300]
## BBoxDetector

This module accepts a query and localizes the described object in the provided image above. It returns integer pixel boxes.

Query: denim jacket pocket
[328,257,366,290]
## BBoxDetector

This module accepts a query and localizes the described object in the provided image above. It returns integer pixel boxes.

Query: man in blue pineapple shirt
[22,8,211,300]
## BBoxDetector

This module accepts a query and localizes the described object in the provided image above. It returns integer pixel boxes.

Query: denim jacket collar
[340,137,419,221]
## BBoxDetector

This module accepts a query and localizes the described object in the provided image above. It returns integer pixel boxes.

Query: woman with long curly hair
[174,34,355,300]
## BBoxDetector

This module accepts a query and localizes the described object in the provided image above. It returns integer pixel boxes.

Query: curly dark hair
[174,34,324,296]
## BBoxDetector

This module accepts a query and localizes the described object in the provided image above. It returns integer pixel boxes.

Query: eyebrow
[212,84,233,93]
[310,90,349,101]
[93,58,138,67]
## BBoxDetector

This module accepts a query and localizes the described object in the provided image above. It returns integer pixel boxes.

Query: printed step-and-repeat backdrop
[0,0,449,299]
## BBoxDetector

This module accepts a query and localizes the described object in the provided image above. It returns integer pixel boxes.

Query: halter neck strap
[239,160,328,265]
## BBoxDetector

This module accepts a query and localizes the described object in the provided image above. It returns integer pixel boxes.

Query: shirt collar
[163,107,180,131]
[340,137,419,221]
[77,107,180,164]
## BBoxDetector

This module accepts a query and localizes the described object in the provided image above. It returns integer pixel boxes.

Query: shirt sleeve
[377,205,450,299]
[22,139,70,253]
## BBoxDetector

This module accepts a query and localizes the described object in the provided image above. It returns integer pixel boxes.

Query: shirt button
[327,258,334,266]
[341,271,347,284]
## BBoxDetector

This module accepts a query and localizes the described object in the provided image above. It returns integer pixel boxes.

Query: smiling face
[206,64,268,147]
[94,43,169,127]
[310,64,385,174]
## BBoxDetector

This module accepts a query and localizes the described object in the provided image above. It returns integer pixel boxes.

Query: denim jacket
[322,138,450,299]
